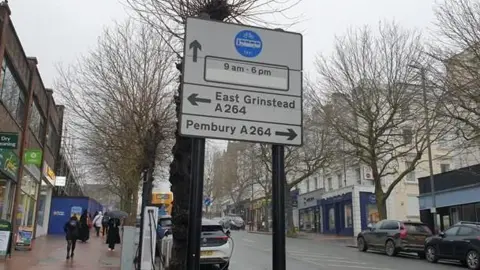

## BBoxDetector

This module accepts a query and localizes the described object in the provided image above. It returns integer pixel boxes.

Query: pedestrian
[101,213,110,237]
[64,215,80,259]
[79,210,90,242]
[106,217,121,251]
[92,211,103,237]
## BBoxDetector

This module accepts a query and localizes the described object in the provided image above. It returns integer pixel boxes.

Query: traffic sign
[180,17,303,146]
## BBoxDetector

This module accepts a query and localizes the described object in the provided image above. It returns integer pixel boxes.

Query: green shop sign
[0,149,19,180]
[0,132,19,149]
[24,149,42,167]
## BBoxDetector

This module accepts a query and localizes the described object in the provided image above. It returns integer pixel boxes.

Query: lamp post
[408,64,438,233]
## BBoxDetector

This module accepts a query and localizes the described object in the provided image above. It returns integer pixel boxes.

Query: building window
[440,163,450,173]
[355,168,361,184]
[337,173,343,188]
[405,161,416,182]
[306,178,310,192]
[403,128,413,144]
[407,195,419,217]
[29,100,46,142]
[327,177,332,190]
[344,204,352,228]
[314,177,318,190]
[0,58,26,125]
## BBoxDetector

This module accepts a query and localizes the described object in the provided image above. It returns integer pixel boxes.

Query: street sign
[0,133,18,149]
[180,17,303,146]
[204,197,212,207]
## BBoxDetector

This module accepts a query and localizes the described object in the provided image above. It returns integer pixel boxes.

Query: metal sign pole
[186,138,205,270]
[272,144,286,270]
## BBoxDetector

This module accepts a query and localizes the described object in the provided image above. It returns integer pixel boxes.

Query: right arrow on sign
[275,128,298,141]
[187,93,211,106]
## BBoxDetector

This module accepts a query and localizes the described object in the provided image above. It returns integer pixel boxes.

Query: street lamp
[408,64,438,233]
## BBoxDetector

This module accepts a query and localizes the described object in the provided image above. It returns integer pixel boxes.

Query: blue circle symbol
[234,30,262,58]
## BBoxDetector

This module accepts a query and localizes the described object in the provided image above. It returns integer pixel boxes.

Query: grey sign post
[181,17,303,270]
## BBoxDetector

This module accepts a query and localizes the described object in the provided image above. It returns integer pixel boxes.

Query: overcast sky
[9,0,438,153]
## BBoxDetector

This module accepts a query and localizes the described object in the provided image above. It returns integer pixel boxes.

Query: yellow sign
[43,161,56,185]
[47,166,55,180]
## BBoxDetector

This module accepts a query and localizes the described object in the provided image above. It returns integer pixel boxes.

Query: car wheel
[385,240,397,256]
[425,245,438,263]
[417,251,426,259]
[357,237,368,252]
[219,262,230,269]
[466,250,480,270]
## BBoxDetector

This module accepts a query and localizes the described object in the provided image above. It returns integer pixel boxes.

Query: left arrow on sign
[187,93,211,106]
[189,40,202,62]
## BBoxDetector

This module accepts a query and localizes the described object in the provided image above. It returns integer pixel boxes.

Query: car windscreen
[404,223,432,234]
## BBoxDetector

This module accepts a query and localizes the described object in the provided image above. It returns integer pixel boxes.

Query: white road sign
[180,17,303,146]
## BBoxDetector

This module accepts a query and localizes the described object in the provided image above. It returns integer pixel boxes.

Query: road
[225,231,464,270]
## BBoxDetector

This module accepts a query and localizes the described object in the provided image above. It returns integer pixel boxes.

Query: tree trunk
[376,196,388,220]
[121,187,138,226]
[167,89,192,270]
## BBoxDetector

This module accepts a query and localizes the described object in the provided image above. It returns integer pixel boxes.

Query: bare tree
[55,20,176,224]
[309,21,453,219]
[431,0,480,142]
[203,145,222,217]
[124,1,303,266]
[256,110,336,233]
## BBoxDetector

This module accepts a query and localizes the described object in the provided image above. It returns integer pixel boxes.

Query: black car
[424,222,480,269]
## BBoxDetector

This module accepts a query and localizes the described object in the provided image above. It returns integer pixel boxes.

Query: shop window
[405,161,416,183]
[0,179,12,219]
[36,185,48,227]
[0,57,26,125]
[344,204,352,228]
[366,204,380,225]
[462,204,476,222]
[328,207,335,230]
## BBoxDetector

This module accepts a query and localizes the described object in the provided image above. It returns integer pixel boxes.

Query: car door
[377,220,397,245]
[453,226,480,260]
[364,221,383,247]
[438,226,459,258]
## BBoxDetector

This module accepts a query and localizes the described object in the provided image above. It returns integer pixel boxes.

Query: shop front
[298,189,323,233]
[321,192,353,236]
[35,160,55,237]
[0,149,18,221]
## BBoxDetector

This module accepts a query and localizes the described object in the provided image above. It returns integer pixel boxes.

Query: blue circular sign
[234,30,262,58]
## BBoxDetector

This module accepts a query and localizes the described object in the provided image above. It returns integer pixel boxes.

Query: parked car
[424,221,480,269]
[357,219,432,258]
[221,215,245,230]
[200,218,232,269]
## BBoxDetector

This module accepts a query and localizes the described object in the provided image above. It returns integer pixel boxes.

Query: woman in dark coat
[64,216,80,259]
[79,210,90,242]
[106,217,121,251]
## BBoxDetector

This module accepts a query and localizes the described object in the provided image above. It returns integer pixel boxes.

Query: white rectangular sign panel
[180,17,303,146]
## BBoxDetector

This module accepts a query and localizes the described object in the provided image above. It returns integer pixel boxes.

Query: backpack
[102,216,110,225]
[69,220,78,227]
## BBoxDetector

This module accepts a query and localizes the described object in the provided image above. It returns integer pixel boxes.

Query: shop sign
[55,176,66,187]
[42,161,56,185]
[24,149,42,167]
[0,149,19,179]
[0,132,18,149]
[15,226,33,250]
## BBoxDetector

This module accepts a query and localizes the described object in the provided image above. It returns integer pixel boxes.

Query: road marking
[327,264,393,270]
[287,252,345,260]
[322,259,367,264]
[242,238,255,243]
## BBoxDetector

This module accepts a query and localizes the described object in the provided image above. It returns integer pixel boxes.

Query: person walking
[92,211,103,237]
[64,215,80,259]
[101,214,110,237]
[79,210,90,242]
[106,217,121,251]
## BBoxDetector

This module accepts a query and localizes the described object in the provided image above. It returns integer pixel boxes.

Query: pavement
[0,234,121,270]
[229,230,464,270]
